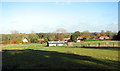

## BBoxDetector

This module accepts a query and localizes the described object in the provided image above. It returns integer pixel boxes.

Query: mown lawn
[2,43,120,71]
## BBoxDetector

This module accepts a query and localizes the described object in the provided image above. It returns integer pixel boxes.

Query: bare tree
[100,30,106,36]
[11,30,19,34]
[55,28,67,33]
[31,30,36,34]
[54,28,68,41]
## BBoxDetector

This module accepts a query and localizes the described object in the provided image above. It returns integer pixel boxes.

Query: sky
[1,2,118,34]
[1,0,120,2]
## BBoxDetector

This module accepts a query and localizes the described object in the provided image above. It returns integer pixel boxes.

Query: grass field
[2,41,120,70]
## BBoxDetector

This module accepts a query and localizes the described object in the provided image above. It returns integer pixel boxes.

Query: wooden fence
[74,42,120,47]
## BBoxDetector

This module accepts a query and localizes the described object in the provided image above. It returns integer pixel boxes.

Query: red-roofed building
[98,36,109,40]
[76,36,83,42]
[64,38,70,41]
[6,40,16,44]
[77,36,83,40]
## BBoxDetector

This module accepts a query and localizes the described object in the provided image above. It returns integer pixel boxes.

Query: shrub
[30,37,39,43]
[16,38,23,44]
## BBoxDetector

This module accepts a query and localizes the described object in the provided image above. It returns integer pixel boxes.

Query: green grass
[2,43,120,70]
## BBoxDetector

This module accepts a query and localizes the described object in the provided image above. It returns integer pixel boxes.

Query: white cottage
[23,38,28,43]
[76,40,80,42]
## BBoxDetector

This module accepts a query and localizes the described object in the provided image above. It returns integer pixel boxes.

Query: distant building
[23,38,28,43]
[38,38,44,41]
[76,40,80,42]
[40,40,45,44]
[47,41,67,46]
[38,38,45,44]
[64,38,70,41]
[76,36,83,42]
[47,41,73,47]
[77,36,83,40]
[98,36,109,40]
[104,36,110,39]
[67,42,73,46]
[6,40,16,44]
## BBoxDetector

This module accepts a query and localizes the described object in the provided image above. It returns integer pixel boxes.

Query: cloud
[113,22,118,24]
[104,12,113,15]
[103,12,114,17]
[66,0,71,4]
[56,0,71,5]
[84,0,89,2]
[80,20,87,24]
[56,2,65,5]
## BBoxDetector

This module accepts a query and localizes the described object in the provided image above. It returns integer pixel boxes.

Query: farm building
[98,36,109,40]
[23,38,28,43]
[76,40,80,42]
[47,41,73,47]
[77,36,83,40]
[67,42,73,46]
[64,38,70,41]
[40,40,45,44]
[47,41,67,46]
[76,36,83,42]
[38,38,44,41]
[6,40,16,44]
[38,38,45,44]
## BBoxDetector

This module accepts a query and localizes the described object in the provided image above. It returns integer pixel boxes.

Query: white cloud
[105,23,118,32]
[113,22,118,24]
[66,0,71,4]
[80,20,87,24]
[104,12,113,15]
[2,10,75,33]
[84,0,89,2]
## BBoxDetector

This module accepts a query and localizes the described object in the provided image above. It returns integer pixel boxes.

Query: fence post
[113,42,114,47]
[88,44,90,47]
[99,43,100,47]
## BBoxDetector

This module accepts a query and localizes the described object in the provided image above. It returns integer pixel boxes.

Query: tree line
[70,30,118,42]
[1,30,119,44]
[1,32,71,44]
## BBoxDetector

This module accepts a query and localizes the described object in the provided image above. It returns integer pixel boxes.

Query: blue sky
[1,2,118,34]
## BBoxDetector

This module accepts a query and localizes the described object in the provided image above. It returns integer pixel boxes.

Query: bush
[16,38,23,44]
[2,41,6,44]
[30,37,39,43]
[84,39,99,41]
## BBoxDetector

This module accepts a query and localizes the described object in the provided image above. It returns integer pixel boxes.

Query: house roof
[23,38,28,42]
[7,40,16,42]
[38,38,44,41]
[77,36,83,39]
[64,38,70,40]
[48,41,67,44]
[100,36,104,37]
[77,36,82,38]
[99,36,109,39]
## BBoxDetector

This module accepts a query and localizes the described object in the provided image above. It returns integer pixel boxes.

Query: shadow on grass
[2,49,119,71]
